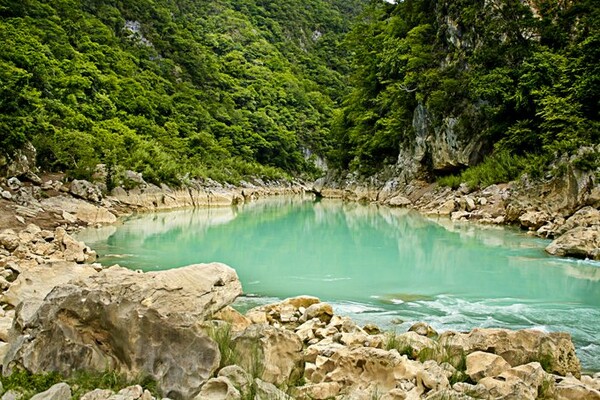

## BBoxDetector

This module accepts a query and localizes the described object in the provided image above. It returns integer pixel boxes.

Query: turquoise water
[77,198,600,371]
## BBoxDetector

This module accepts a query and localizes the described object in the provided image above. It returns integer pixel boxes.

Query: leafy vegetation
[437,151,527,189]
[1,0,598,186]
[0,0,363,184]
[0,368,159,399]
[335,0,600,181]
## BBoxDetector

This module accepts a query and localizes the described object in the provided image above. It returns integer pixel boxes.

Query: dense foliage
[1,0,598,186]
[0,0,362,184]
[335,0,600,181]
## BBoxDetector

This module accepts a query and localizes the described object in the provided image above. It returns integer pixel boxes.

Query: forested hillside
[0,0,362,185]
[335,0,599,185]
[1,0,598,187]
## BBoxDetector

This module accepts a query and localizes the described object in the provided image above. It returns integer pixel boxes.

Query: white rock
[30,383,71,400]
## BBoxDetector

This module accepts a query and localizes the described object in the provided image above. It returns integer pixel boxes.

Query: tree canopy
[0,0,363,184]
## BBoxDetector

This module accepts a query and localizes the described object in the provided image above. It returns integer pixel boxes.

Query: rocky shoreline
[0,170,599,398]
[312,165,600,261]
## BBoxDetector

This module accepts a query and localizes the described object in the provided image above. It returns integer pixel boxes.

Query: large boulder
[0,261,97,309]
[29,383,71,400]
[465,351,511,382]
[438,328,581,377]
[519,210,550,230]
[3,263,242,399]
[233,324,304,386]
[546,225,600,260]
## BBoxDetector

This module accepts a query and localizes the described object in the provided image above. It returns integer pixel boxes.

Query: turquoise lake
[77,197,600,372]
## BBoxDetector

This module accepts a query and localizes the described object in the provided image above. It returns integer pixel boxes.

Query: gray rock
[1,390,22,400]
[1,190,12,200]
[253,378,293,400]
[4,263,242,399]
[80,389,115,400]
[7,177,21,191]
[30,383,71,400]
[69,180,103,203]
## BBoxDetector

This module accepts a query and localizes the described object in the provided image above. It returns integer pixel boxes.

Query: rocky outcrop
[40,196,117,226]
[439,328,581,377]
[110,180,307,211]
[546,225,600,260]
[3,263,242,399]
[233,324,304,386]
[544,206,600,260]
[69,180,103,203]
[231,297,594,400]
[0,142,37,178]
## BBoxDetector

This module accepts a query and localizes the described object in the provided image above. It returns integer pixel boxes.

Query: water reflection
[78,198,600,371]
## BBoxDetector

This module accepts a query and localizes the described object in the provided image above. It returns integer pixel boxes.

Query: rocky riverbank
[0,232,599,399]
[0,169,599,398]
[312,165,600,261]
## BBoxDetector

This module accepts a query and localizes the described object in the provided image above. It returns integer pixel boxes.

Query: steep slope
[335,0,599,185]
[0,0,363,184]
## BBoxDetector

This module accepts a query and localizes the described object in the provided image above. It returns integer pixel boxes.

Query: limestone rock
[54,227,96,263]
[80,389,115,400]
[303,302,334,323]
[1,389,23,400]
[70,180,103,203]
[1,142,37,178]
[1,262,97,309]
[253,378,293,400]
[41,196,117,225]
[389,195,412,207]
[464,196,476,212]
[4,263,242,399]
[0,230,20,251]
[546,225,600,260]
[212,306,251,332]
[392,332,438,357]
[294,382,342,399]
[555,206,600,236]
[555,374,600,400]
[519,210,550,230]
[438,328,581,377]
[30,383,71,400]
[217,365,251,394]
[194,376,241,400]
[435,199,457,216]
[476,362,551,400]
[233,324,304,386]
[245,296,320,327]
[311,346,421,392]
[408,322,438,338]
[465,351,511,382]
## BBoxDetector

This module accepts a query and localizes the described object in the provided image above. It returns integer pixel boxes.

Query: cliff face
[339,0,598,184]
